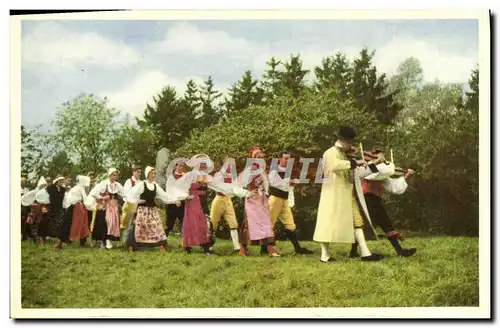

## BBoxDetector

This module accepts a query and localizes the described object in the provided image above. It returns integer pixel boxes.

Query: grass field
[21,235,479,308]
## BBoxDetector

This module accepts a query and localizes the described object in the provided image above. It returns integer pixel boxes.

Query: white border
[8,7,491,320]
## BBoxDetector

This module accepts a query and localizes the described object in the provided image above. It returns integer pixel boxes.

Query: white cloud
[22,21,141,70]
[157,22,257,55]
[101,71,230,118]
[373,36,477,83]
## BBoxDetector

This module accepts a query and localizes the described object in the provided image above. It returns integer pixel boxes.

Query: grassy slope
[21,235,478,308]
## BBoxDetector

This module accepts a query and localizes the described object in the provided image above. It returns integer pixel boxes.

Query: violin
[346,146,418,176]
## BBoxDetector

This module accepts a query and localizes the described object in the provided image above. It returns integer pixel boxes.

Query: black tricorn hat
[335,126,357,142]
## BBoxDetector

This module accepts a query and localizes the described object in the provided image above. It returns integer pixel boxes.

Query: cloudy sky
[21,19,478,129]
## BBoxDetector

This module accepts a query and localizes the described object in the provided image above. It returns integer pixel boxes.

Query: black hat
[336,126,357,142]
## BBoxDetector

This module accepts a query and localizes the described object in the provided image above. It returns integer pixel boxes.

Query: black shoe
[361,253,384,261]
[398,248,417,257]
[295,247,313,254]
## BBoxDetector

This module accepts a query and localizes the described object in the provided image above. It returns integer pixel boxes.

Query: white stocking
[354,228,371,257]
[230,229,240,250]
[320,242,331,261]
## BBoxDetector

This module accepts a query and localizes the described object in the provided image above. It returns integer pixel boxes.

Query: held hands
[137,199,146,204]
[356,160,366,167]
[175,200,182,207]
[188,195,195,200]
[101,195,110,201]
[375,153,386,165]
[405,169,415,178]
[246,189,257,198]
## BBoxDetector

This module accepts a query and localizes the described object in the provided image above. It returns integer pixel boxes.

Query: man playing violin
[350,146,417,257]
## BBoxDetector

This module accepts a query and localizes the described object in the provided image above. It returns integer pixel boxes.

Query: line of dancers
[20,126,416,262]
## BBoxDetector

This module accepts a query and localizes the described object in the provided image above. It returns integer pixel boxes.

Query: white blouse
[89,179,126,200]
[126,180,188,205]
[62,185,87,209]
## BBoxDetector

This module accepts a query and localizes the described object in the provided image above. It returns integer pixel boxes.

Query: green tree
[280,54,310,98]
[51,94,120,175]
[109,123,158,180]
[261,57,283,102]
[224,70,264,113]
[314,52,351,98]
[21,125,44,179]
[138,86,197,152]
[198,76,223,130]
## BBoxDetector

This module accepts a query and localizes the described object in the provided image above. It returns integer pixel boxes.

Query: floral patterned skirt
[127,205,166,248]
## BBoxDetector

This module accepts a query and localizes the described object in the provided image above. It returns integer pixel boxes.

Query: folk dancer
[55,175,91,249]
[209,159,242,253]
[266,150,313,255]
[35,175,67,245]
[125,166,187,252]
[313,127,385,262]
[238,147,280,257]
[21,176,47,243]
[121,165,141,234]
[164,161,187,238]
[350,146,417,257]
[88,168,126,249]
[174,154,253,255]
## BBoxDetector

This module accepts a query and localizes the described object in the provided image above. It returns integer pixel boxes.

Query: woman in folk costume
[164,161,187,238]
[125,166,187,252]
[209,158,244,253]
[21,176,48,243]
[237,147,280,257]
[35,175,67,244]
[313,127,386,262]
[120,165,141,233]
[88,168,126,249]
[55,175,92,249]
[349,146,417,258]
[175,154,253,255]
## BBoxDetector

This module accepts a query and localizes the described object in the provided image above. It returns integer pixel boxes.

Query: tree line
[21,47,479,237]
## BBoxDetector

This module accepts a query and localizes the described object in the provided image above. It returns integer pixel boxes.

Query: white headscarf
[145,166,155,180]
[77,175,91,187]
[108,168,118,177]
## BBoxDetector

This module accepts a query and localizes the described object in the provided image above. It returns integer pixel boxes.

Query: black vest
[139,182,156,207]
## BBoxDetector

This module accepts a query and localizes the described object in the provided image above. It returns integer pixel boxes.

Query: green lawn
[21,235,479,308]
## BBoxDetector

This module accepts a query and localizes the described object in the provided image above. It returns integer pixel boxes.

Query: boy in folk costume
[238,147,280,257]
[266,150,313,255]
[313,127,385,262]
[126,166,186,252]
[88,168,126,249]
[209,159,242,253]
[21,176,47,243]
[174,154,253,255]
[164,161,187,238]
[35,175,67,245]
[350,146,417,257]
[121,165,142,232]
[55,175,91,249]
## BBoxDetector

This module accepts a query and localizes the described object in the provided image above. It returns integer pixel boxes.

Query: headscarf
[145,166,155,180]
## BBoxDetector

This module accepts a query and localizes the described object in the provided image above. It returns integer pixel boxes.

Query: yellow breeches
[120,202,137,229]
[90,208,97,232]
[210,195,238,229]
[268,195,296,231]
[352,196,364,228]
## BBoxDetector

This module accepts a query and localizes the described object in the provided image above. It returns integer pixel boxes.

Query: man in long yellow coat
[313,126,386,262]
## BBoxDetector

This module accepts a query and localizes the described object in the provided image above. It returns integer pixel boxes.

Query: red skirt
[69,202,90,241]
